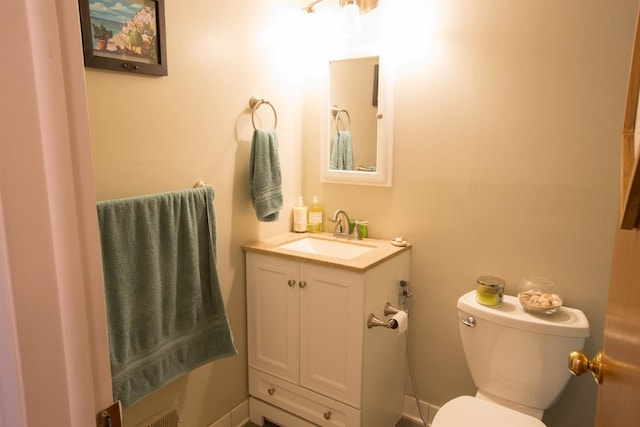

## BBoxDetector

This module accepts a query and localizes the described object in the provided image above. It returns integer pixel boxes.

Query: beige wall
[85,0,638,426]
[86,1,301,425]
[303,1,637,427]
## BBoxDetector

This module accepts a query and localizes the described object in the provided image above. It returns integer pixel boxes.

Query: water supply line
[401,280,430,427]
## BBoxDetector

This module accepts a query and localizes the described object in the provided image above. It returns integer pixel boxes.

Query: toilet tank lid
[458,291,590,338]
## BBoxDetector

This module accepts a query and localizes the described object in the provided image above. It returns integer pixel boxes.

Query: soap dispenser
[308,196,323,233]
[293,196,308,233]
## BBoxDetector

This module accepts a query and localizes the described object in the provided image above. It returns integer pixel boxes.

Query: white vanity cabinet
[244,236,410,427]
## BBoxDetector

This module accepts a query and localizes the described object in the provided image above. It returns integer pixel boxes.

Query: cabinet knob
[299,281,307,289]
[323,411,332,420]
[287,279,296,287]
[267,387,276,396]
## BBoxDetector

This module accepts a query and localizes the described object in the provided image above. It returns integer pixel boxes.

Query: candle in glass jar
[476,276,505,307]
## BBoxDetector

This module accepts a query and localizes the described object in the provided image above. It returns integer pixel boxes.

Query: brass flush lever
[569,350,604,384]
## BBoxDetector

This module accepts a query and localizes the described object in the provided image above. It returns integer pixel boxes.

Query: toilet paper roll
[391,311,408,335]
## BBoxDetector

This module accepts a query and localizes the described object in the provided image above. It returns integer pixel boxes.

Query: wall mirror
[321,49,394,186]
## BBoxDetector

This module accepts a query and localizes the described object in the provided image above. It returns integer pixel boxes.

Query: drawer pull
[299,281,308,289]
[267,387,276,396]
[323,410,332,420]
[287,279,296,287]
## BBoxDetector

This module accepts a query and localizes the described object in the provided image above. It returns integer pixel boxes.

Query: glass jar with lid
[476,276,505,307]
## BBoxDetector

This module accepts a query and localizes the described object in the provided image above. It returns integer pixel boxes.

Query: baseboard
[402,394,439,426]
[231,400,250,427]
[208,399,250,427]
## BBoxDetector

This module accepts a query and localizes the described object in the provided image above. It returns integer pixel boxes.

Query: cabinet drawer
[249,368,360,427]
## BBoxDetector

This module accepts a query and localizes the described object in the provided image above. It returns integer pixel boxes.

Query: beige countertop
[242,232,411,272]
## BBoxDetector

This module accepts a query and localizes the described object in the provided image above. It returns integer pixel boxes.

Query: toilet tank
[457,290,589,415]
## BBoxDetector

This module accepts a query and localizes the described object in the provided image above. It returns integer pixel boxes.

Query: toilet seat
[431,396,546,427]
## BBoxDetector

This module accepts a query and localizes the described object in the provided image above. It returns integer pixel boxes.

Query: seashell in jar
[518,289,563,314]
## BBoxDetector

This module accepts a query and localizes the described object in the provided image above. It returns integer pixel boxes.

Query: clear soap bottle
[293,196,308,233]
[308,196,323,233]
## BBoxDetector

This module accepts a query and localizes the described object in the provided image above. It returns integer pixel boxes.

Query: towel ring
[249,95,278,130]
[331,105,351,132]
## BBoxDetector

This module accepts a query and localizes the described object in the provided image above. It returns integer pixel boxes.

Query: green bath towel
[330,130,354,171]
[97,186,236,408]
[249,128,283,221]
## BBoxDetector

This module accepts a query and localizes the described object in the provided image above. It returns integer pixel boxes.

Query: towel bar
[331,105,351,132]
[249,95,278,130]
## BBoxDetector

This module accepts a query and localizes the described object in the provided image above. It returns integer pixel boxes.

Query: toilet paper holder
[367,302,403,329]
[383,302,401,316]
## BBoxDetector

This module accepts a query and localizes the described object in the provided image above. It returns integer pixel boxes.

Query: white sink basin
[278,237,374,260]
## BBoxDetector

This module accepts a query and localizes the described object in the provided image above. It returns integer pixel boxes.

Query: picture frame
[621,9,640,230]
[78,0,167,76]
[372,64,379,107]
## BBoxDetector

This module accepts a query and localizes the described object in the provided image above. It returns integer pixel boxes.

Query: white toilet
[431,290,589,427]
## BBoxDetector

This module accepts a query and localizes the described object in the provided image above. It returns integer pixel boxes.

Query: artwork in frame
[620,7,640,229]
[78,0,167,76]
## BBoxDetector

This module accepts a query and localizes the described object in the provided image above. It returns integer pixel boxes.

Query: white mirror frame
[321,47,395,186]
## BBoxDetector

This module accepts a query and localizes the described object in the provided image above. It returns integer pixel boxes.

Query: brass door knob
[569,350,603,384]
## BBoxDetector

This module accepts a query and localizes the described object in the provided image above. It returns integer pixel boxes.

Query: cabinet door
[299,262,364,408]
[247,253,299,383]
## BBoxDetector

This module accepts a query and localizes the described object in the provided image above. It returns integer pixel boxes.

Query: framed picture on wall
[78,0,168,76]
[621,9,640,229]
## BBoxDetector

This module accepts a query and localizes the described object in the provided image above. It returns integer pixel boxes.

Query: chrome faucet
[329,209,362,240]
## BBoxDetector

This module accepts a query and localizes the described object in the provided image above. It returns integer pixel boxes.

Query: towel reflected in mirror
[330,130,355,171]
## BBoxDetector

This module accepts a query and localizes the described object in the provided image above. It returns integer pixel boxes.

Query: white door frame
[0,0,111,425]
